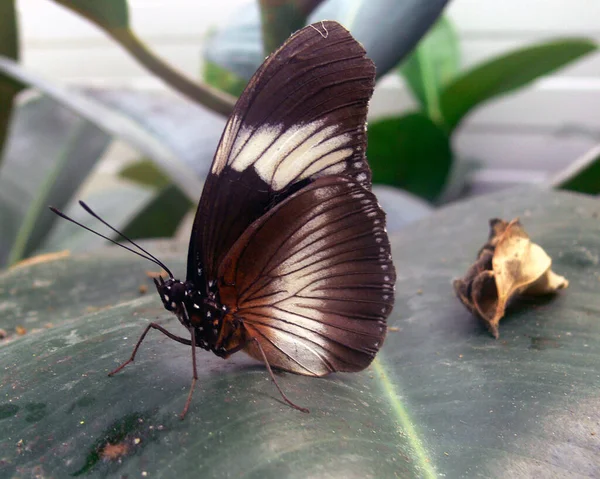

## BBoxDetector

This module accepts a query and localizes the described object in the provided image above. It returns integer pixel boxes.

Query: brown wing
[217,176,395,377]
[187,21,376,289]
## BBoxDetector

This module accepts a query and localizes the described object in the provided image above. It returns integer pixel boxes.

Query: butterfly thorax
[155,278,234,354]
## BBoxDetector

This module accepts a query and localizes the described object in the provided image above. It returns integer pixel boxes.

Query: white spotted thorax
[154,277,230,354]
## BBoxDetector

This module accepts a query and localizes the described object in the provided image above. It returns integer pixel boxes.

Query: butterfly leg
[251,337,310,414]
[180,328,199,420]
[108,322,191,376]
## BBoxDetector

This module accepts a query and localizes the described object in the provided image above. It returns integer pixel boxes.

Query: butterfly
[51,20,396,418]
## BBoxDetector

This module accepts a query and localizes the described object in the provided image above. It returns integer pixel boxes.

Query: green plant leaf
[1,187,599,477]
[367,113,452,202]
[0,0,23,169]
[550,143,600,194]
[0,95,111,267]
[121,184,192,240]
[0,59,203,199]
[120,159,172,190]
[203,61,247,98]
[440,39,598,131]
[398,16,460,121]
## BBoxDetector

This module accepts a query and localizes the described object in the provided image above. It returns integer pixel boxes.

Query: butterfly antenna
[77,201,174,277]
[49,204,174,278]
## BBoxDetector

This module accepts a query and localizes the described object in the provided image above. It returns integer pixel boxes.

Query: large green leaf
[0,95,111,268]
[440,39,598,131]
[205,0,451,82]
[398,16,460,122]
[550,143,600,194]
[367,113,453,202]
[0,0,22,169]
[1,187,598,477]
[0,59,203,199]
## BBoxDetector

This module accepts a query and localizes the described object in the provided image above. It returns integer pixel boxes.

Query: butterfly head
[154,277,189,314]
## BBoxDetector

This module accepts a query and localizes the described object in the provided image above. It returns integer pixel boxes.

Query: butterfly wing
[187,21,376,288]
[217,176,395,376]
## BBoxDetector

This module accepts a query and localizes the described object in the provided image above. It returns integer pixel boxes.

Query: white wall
[15,0,600,189]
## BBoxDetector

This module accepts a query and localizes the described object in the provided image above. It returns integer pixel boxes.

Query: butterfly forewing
[217,176,395,377]
[187,21,376,286]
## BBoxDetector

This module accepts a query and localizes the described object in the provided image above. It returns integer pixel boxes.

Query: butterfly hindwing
[217,176,395,376]
[187,21,376,287]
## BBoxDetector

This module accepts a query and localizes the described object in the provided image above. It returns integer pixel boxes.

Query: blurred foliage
[0,0,597,262]
[371,19,597,202]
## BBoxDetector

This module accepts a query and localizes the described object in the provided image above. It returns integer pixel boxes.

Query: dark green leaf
[0,95,111,267]
[367,113,453,202]
[203,61,247,97]
[398,16,460,120]
[0,59,203,199]
[440,39,598,131]
[551,144,600,194]
[0,0,22,169]
[2,187,599,477]
[121,184,192,240]
[120,159,172,190]
[51,0,129,30]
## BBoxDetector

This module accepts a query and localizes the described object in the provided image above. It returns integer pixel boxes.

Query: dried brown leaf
[454,218,568,338]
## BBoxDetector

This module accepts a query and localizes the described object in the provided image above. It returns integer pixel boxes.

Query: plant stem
[109,29,236,117]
